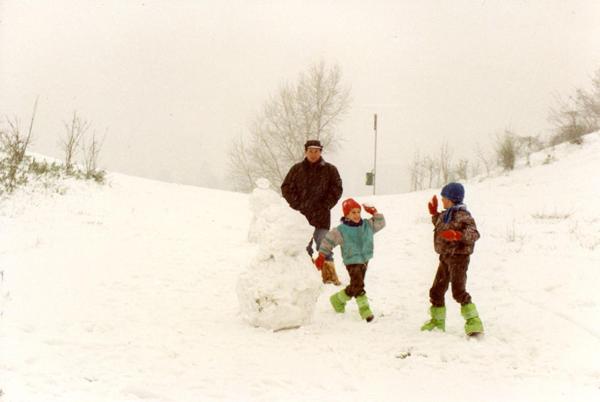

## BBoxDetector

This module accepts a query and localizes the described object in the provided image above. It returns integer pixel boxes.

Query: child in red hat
[314,198,386,322]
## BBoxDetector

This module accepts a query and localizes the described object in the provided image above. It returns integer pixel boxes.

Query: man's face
[305,148,322,163]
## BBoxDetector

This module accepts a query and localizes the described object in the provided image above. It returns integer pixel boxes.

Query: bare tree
[454,159,469,181]
[469,160,482,179]
[227,135,255,192]
[573,67,600,132]
[80,129,105,182]
[548,96,588,145]
[549,67,600,145]
[475,142,493,176]
[438,142,453,185]
[495,130,519,170]
[519,135,544,166]
[61,111,90,173]
[422,156,438,189]
[0,99,38,193]
[408,150,425,191]
[227,61,351,192]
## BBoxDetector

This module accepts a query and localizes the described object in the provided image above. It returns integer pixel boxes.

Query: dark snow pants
[344,263,368,297]
[429,254,472,307]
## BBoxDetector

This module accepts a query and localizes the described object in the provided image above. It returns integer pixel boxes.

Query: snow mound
[237,179,322,331]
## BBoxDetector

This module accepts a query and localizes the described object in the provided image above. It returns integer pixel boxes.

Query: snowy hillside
[1,132,600,402]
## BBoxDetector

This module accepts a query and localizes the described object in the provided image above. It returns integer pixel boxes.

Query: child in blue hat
[421,182,484,336]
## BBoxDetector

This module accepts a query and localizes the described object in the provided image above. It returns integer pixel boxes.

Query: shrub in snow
[237,178,322,331]
[495,131,518,171]
[0,107,105,194]
[531,210,572,220]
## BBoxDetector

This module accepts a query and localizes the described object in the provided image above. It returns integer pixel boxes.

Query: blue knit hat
[441,182,465,203]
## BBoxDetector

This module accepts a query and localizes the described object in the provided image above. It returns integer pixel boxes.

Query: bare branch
[227,61,351,192]
[61,111,90,173]
[0,100,38,192]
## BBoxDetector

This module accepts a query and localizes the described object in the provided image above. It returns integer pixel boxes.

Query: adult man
[281,139,343,285]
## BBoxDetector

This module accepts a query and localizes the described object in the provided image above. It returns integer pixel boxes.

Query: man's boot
[461,303,484,336]
[320,261,332,283]
[322,261,342,286]
[329,289,351,313]
[355,293,374,322]
[420,306,446,331]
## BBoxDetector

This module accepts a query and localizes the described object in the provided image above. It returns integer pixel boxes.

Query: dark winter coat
[281,157,343,229]
[432,208,480,255]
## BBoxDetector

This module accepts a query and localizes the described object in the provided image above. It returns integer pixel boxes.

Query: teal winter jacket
[318,212,386,265]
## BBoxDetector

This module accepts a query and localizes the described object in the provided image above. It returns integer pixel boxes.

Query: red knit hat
[342,198,361,216]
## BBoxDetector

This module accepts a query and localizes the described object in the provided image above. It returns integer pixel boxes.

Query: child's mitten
[428,195,438,215]
[440,230,462,241]
[313,253,325,270]
[362,203,378,215]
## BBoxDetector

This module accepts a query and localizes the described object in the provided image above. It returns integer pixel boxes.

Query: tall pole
[373,113,378,195]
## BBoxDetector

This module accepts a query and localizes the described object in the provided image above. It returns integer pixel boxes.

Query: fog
[2,0,600,195]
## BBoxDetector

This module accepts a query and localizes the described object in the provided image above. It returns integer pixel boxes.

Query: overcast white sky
[2,0,600,195]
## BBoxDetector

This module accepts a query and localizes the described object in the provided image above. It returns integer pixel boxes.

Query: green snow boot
[461,303,484,336]
[330,289,351,313]
[420,306,446,332]
[355,293,374,322]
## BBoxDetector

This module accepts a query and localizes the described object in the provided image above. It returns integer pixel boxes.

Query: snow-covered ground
[1,133,600,402]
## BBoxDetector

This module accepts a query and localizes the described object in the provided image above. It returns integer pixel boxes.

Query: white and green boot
[355,293,374,322]
[330,289,351,313]
[420,306,446,331]
[461,303,484,336]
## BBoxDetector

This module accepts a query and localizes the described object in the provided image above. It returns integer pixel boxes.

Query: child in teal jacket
[314,198,386,322]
